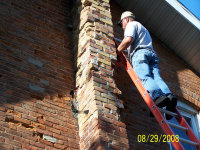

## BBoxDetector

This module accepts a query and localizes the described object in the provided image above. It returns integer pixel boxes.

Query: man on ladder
[116,11,177,120]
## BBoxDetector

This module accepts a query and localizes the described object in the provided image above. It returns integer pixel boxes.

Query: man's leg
[150,52,177,120]
[150,54,172,95]
[131,49,165,101]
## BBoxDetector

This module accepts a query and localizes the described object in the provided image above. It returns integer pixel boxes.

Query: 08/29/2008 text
[137,134,179,143]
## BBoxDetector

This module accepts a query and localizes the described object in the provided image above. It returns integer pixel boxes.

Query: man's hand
[117,36,133,52]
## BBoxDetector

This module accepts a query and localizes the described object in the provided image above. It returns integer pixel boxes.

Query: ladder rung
[167,122,188,131]
[158,108,178,117]
[179,137,199,146]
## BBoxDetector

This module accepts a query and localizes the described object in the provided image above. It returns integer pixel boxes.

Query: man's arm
[117,36,133,52]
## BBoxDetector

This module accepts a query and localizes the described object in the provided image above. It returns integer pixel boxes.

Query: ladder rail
[176,109,200,150]
[117,51,185,150]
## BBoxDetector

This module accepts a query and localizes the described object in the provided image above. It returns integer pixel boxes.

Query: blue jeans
[131,49,172,101]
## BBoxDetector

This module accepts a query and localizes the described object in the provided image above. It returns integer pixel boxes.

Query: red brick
[54,143,68,149]
[0,126,5,132]
[109,144,123,150]
[53,133,68,141]
[5,128,21,137]
[52,124,68,132]
[17,126,33,135]
[104,103,117,110]
[39,138,53,147]
[0,143,13,150]
[38,119,53,127]
[104,112,118,120]
[22,132,38,142]
[46,126,61,134]
[22,143,42,150]
[14,136,29,144]
[0,132,14,139]
[0,137,5,142]
[30,140,45,149]
[0,111,5,117]
[0,106,6,112]
[5,138,22,148]
[45,145,60,150]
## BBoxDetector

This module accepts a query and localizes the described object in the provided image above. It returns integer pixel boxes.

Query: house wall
[0,0,199,150]
[0,0,79,150]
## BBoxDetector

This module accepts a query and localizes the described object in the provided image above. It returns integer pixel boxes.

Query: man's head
[118,11,135,30]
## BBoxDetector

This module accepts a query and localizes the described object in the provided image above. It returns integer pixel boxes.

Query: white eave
[166,0,200,31]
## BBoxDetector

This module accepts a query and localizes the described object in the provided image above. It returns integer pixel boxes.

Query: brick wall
[72,0,132,149]
[1,0,199,150]
[0,0,79,150]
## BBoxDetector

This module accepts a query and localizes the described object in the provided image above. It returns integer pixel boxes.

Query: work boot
[150,96,169,118]
[154,96,169,107]
[166,94,177,120]
[167,94,177,108]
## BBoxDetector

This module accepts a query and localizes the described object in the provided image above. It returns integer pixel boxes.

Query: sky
[178,0,200,20]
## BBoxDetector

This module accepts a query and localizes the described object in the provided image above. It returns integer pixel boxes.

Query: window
[168,101,200,150]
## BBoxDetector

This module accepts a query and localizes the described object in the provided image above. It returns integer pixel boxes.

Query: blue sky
[178,0,200,20]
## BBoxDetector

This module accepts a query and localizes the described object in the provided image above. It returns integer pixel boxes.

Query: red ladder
[114,39,200,150]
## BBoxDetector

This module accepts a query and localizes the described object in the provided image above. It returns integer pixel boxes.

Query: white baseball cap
[117,11,135,26]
